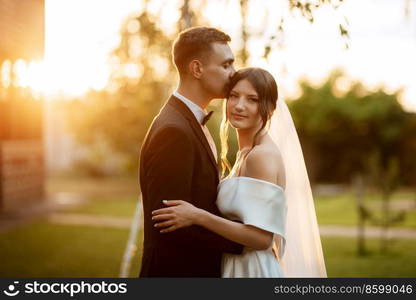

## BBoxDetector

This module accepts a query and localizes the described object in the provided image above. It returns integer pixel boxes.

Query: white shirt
[173,91,218,162]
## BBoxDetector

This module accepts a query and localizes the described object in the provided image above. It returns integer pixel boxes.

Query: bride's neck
[237,127,266,152]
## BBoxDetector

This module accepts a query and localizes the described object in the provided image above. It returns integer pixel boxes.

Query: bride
[151,67,327,277]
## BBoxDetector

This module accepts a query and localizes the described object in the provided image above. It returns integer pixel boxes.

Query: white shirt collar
[173,91,207,124]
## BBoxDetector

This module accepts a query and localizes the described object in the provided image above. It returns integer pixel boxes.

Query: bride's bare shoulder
[243,143,285,186]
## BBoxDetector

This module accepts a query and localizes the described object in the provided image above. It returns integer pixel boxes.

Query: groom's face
[201,42,235,99]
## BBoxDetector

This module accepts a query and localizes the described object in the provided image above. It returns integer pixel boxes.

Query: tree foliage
[66,10,175,174]
[289,71,416,185]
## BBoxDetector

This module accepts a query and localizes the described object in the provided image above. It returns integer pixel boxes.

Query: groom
[139,27,244,277]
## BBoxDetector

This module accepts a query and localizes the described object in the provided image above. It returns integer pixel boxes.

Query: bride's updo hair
[220,67,278,176]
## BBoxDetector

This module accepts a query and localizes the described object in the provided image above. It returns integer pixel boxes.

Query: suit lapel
[168,95,218,173]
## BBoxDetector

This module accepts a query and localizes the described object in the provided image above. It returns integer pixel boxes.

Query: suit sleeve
[143,125,243,254]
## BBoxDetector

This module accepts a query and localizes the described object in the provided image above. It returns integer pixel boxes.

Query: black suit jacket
[139,95,244,277]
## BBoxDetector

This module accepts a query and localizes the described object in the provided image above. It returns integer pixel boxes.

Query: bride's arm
[153,200,273,250]
[152,149,282,250]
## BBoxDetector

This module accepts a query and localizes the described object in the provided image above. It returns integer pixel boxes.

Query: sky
[9,0,416,111]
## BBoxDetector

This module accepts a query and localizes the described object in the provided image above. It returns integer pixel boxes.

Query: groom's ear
[189,59,203,79]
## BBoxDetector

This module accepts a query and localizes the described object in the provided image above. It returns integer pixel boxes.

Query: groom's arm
[144,125,243,254]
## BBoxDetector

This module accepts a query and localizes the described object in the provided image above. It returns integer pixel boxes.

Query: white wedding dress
[217,176,287,278]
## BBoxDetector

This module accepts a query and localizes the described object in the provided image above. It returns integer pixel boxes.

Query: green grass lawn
[322,237,416,277]
[64,196,139,218]
[315,191,416,228]
[0,221,142,278]
[0,220,415,277]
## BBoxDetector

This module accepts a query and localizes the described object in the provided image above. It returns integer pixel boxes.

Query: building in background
[0,0,45,214]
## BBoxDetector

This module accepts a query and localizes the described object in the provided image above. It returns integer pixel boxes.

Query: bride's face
[227,79,262,130]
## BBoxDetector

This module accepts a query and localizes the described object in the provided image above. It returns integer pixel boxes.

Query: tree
[66,10,175,174]
[289,70,416,185]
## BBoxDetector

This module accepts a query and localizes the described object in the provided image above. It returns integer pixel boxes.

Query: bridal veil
[269,98,327,277]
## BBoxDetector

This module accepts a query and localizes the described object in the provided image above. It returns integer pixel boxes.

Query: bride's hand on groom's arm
[151,200,203,233]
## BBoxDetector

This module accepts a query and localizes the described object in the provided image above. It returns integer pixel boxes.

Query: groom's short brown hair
[173,26,231,77]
